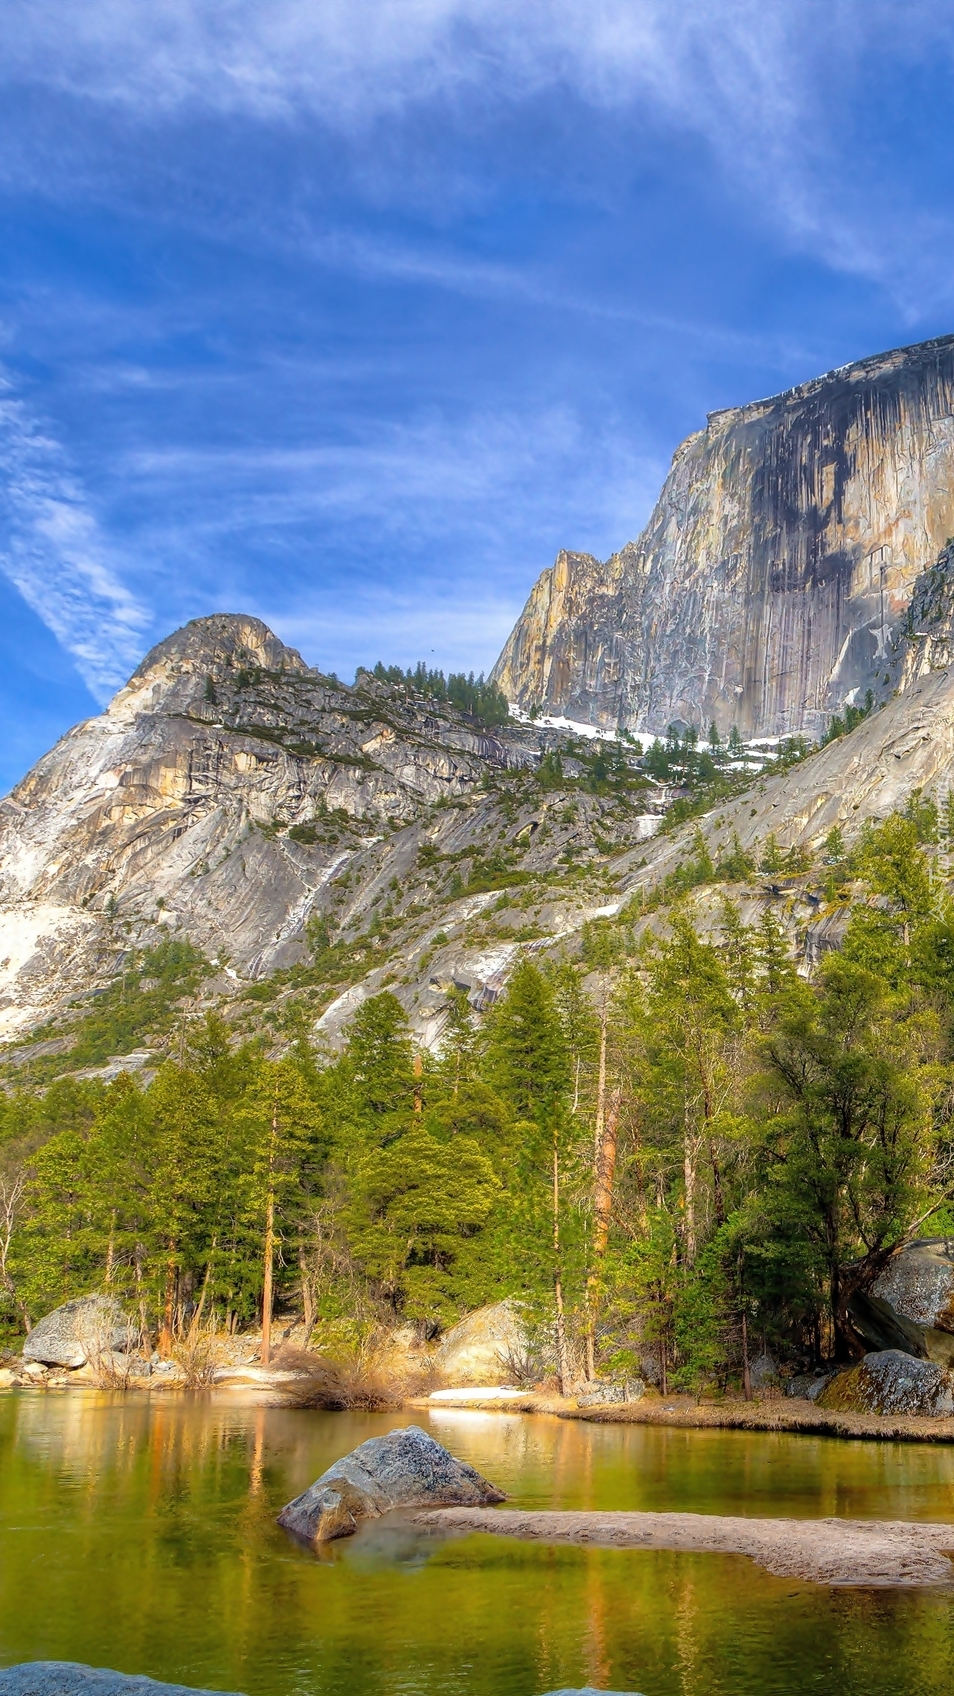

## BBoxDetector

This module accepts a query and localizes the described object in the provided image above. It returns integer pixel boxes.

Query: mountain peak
[130,614,310,685]
[111,614,311,722]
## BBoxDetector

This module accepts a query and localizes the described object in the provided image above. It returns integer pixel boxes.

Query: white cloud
[0,374,151,699]
[6,1,954,305]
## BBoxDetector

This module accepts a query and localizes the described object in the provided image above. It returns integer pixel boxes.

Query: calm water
[1,1394,954,1696]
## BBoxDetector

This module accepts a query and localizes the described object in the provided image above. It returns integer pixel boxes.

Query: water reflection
[0,1394,953,1696]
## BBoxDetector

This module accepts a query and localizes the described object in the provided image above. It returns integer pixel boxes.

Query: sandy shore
[413,1505,954,1587]
[412,1389,954,1443]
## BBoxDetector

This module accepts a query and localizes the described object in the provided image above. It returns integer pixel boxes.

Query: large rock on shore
[818,1349,954,1417]
[435,1300,530,1385]
[22,1297,138,1369]
[873,1241,954,1334]
[847,1290,930,1358]
[277,1424,505,1543]
[0,1666,241,1696]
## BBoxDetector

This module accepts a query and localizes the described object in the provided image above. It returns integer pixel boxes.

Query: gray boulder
[873,1241,954,1333]
[818,1349,954,1417]
[576,1381,644,1408]
[748,1350,780,1390]
[23,1296,138,1369]
[785,1371,836,1402]
[0,1666,241,1696]
[277,1423,505,1543]
[434,1299,531,1385]
[847,1290,929,1357]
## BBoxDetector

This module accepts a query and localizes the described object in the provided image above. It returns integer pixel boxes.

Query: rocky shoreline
[8,1365,954,1447]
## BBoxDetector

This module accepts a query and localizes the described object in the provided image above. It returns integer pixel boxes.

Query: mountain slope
[0,615,657,1050]
[493,334,954,740]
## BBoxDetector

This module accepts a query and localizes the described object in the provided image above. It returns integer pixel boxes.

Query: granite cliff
[493,334,954,740]
[0,615,657,1050]
[5,584,954,1070]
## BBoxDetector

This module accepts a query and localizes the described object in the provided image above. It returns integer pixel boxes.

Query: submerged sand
[413,1506,954,1588]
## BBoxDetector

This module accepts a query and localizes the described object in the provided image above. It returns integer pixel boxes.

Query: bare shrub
[279,1332,406,1410]
[173,1322,219,1388]
[92,1349,133,1391]
[271,1343,326,1374]
[496,1342,547,1389]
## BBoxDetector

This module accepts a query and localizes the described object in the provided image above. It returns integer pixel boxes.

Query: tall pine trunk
[552,1122,570,1394]
[261,1096,279,1366]
[159,1246,177,1358]
[585,1081,620,1381]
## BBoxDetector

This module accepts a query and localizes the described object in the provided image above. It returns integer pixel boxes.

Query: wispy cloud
[108,401,666,678]
[0,372,151,699]
[7,1,954,309]
[121,401,666,560]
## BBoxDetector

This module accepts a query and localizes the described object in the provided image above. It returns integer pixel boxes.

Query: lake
[1,1393,953,1696]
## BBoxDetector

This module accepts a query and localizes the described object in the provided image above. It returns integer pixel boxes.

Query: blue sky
[4,2,954,790]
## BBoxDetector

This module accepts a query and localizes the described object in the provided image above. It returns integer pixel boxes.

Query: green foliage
[5,803,954,1388]
[822,689,875,745]
[360,661,509,727]
[16,939,213,1082]
[344,1123,499,1321]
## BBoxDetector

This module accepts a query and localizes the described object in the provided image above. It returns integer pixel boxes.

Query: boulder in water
[277,1423,505,1543]
[0,1666,241,1696]
[22,1296,138,1369]
[818,1349,954,1416]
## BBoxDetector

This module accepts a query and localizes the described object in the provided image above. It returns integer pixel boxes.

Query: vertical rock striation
[493,335,954,739]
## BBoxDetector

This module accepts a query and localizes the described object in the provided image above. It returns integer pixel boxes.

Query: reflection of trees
[0,1401,948,1696]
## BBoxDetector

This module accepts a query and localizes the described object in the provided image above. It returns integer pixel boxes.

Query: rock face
[494,335,954,739]
[0,1668,242,1696]
[276,1424,505,1543]
[0,614,634,1041]
[818,1350,954,1417]
[434,1299,530,1385]
[22,1295,137,1368]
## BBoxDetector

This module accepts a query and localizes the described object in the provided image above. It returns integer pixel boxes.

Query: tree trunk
[261,1094,279,1367]
[585,1086,620,1381]
[159,1246,177,1358]
[709,1144,725,1229]
[261,1186,275,1366]
[104,1210,117,1287]
[0,1174,31,1333]
[552,1122,570,1394]
[593,1016,607,1164]
[299,1245,315,1346]
[683,1131,697,1265]
[134,1242,149,1349]
[741,1311,752,1400]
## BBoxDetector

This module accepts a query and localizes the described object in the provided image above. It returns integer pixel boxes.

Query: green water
[1,1395,954,1696]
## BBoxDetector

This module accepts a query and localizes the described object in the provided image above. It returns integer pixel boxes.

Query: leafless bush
[173,1322,219,1388]
[278,1333,407,1410]
[495,1343,547,1389]
[91,1348,133,1391]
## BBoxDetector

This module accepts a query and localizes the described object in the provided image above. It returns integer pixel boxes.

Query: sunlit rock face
[493,335,954,740]
[0,615,541,1038]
